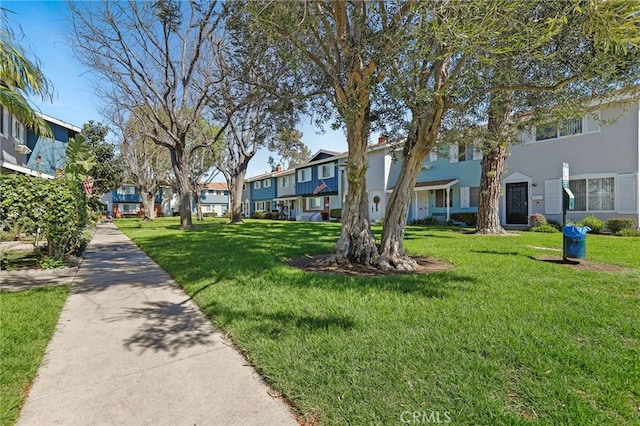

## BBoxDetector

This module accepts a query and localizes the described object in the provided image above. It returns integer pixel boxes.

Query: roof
[36,112,81,133]
[388,178,459,191]
[203,182,228,190]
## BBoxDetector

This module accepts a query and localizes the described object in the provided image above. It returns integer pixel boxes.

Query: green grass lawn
[0,286,69,426]
[117,217,639,425]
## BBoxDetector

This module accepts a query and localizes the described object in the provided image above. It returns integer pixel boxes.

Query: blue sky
[4,0,358,179]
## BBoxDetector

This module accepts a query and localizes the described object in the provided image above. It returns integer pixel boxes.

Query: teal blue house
[25,114,81,177]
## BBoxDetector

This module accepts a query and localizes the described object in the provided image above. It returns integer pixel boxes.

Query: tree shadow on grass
[201,301,356,339]
[471,249,522,256]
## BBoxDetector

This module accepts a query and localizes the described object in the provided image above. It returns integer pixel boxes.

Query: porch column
[446,187,451,221]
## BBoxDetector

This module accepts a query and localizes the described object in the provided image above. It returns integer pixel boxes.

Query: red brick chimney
[275,165,283,172]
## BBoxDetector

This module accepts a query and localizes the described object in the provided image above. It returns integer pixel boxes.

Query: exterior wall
[250,177,277,213]
[388,147,482,223]
[25,120,79,176]
[0,107,28,167]
[109,184,166,217]
[197,189,229,215]
[505,102,639,225]
[276,172,296,198]
[295,161,339,197]
[366,147,391,222]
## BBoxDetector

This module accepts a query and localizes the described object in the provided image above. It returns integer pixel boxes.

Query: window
[318,163,334,179]
[12,118,24,143]
[429,150,437,162]
[118,186,136,195]
[435,189,453,208]
[298,168,311,182]
[569,177,615,211]
[280,176,290,188]
[264,179,271,188]
[309,197,323,210]
[255,201,265,211]
[242,184,246,191]
[253,181,261,189]
[470,187,480,207]
[536,118,583,141]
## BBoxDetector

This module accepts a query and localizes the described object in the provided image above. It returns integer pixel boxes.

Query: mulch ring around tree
[285,254,454,277]
[534,255,634,273]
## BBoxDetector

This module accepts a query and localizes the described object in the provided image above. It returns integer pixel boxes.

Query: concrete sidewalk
[18,222,297,426]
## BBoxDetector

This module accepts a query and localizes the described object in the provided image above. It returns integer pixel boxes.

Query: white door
[369,191,383,222]
[415,192,429,220]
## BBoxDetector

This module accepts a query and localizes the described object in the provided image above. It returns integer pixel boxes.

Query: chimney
[378,135,387,145]
[276,165,283,172]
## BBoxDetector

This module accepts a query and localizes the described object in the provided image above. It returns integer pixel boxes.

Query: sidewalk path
[18,222,297,426]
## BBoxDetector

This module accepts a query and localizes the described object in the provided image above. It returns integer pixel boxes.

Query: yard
[0,286,69,425]
[117,218,639,425]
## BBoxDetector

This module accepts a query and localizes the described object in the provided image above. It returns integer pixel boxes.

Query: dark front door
[506,182,528,224]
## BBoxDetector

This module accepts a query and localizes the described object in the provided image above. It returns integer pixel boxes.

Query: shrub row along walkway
[18,222,296,426]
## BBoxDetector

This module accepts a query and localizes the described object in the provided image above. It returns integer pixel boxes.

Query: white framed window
[298,168,311,183]
[12,118,24,143]
[118,186,136,195]
[429,150,438,162]
[264,179,271,188]
[255,201,265,211]
[242,184,246,191]
[318,163,334,179]
[253,181,261,189]
[569,177,615,211]
[309,197,323,210]
[280,176,290,188]
[459,186,480,208]
[536,118,583,141]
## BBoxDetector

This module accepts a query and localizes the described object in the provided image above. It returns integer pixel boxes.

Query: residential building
[1,110,80,178]
[295,150,344,219]
[505,99,639,226]
[273,167,299,219]
[196,182,229,216]
[102,184,171,218]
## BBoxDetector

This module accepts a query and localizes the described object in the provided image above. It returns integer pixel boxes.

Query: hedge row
[0,174,87,257]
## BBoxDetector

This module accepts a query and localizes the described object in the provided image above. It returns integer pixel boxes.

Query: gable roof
[202,182,228,190]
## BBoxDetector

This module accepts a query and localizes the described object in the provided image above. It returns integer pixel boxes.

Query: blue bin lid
[562,225,591,238]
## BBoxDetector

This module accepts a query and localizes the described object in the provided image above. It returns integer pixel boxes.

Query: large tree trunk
[170,146,193,229]
[228,169,247,224]
[331,115,379,266]
[476,91,512,234]
[379,100,445,271]
[379,142,431,271]
[141,189,156,220]
[476,146,508,234]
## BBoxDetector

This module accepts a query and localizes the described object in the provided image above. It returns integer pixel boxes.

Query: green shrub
[529,224,560,233]
[329,208,342,220]
[547,219,562,231]
[202,212,218,218]
[411,216,438,226]
[529,213,547,227]
[577,215,604,234]
[263,212,273,220]
[251,210,264,219]
[616,228,640,237]
[0,174,87,257]
[606,218,637,233]
[451,212,477,226]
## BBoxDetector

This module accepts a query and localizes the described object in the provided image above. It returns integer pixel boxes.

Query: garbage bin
[562,225,591,259]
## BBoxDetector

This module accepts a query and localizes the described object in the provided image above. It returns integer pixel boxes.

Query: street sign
[562,162,569,188]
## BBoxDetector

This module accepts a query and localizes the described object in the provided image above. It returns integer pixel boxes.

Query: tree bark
[379,98,445,271]
[476,91,512,234]
[476,146,508,234]
[141,190,156,220]
[331,113,379,266]
[170,145,193,228]
[378,143,430,271]
[228,168,247,224]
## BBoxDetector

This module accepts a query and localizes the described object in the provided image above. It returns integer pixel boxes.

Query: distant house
[196,182,229,216]
[0,110,80,178]
[245,171,278,215]
[101,184,171,218]
[295,150,344,220]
